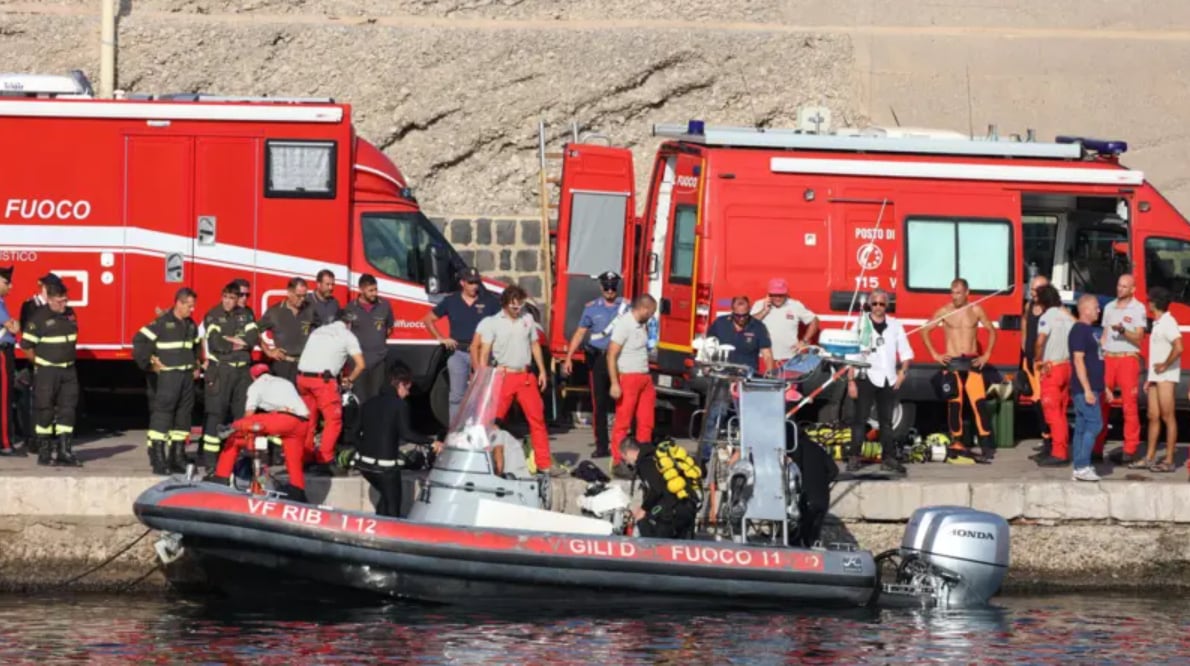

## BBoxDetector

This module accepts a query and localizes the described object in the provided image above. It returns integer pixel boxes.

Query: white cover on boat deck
[474,499,614,536]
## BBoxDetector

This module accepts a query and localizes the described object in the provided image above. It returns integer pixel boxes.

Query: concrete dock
[2,427,1189,593]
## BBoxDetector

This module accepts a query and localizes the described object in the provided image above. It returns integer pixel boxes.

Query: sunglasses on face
[871,301,887,307]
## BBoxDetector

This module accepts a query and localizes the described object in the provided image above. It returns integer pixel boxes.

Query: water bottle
[646,316,660,351]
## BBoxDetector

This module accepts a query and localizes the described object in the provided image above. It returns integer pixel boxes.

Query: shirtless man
[921,278,999,460]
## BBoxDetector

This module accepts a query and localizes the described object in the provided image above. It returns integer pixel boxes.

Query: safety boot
[55,434,83,467]
[148,441,169,475]
[285,484,309,504]
[36,438,54,466]
[167,441,187,474]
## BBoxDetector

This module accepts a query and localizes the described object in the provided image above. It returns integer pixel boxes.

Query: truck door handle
[660,298,672,315]
[197,215,216,246]
[999,314,1021,331]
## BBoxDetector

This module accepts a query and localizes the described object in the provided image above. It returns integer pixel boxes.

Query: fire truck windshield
[360,211,462,287]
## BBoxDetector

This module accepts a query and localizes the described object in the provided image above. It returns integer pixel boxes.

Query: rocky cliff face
[0,0,857,216]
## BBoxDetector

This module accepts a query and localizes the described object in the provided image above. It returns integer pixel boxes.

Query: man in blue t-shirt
[705,296,774,372]
[421,268,500,425]
[697,296,774,461]
[1068,294,1106,482]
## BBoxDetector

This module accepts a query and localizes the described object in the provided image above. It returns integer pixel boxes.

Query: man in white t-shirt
[752,278,819,364]
[1098,274,1147,463]
[606,295,658,478]
[1143,286,1181,473]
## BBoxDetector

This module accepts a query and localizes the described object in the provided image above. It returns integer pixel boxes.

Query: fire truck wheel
[429,367,450,428]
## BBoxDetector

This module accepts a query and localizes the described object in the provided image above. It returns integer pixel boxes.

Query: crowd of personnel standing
[1024,273,1186,481]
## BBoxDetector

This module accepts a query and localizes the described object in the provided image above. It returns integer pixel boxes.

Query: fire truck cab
[0,71,486,425]
[549,112,1190,427]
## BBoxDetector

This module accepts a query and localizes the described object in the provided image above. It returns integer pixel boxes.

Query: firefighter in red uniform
[476,285,564,476]
[1033,285,1076,466]
[200,281,260,465]
[296,309,365,469]
[607,294,658,479]
[209,364,311,502]
[133,288,202,475]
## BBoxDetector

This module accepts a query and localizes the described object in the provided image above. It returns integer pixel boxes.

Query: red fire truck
[0,72,490,425]
[549,114,1190,426]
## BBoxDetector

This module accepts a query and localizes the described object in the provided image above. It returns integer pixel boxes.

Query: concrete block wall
[429,216,550,300]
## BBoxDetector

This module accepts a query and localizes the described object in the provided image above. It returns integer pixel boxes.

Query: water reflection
[0,594,1186,663]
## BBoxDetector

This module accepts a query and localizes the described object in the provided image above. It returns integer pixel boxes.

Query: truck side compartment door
[123,135,194,342]
[549,144,635,358]
[192,137,259,306]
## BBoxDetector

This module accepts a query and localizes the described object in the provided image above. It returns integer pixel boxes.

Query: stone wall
[428,216,547,298]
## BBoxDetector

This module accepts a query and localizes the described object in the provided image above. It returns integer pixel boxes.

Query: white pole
[99,0,116,98]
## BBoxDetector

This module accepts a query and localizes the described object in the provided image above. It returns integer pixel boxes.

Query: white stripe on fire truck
[3,224,430,304]
[771,156,1145,186]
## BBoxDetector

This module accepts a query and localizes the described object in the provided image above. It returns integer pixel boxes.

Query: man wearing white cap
[752,277,820,365]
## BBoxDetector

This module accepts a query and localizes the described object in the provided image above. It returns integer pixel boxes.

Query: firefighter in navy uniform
[259,278,315,384]
[352,364,443,517]
[20,280,82,466]
[133,288,202,475]
[200,281,260,465]
[562,271,628,458]
[622,437,701,539]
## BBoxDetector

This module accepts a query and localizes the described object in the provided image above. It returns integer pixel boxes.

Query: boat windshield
[443,366,504,451]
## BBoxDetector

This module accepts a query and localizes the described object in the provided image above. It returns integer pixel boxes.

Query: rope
[118,564,164,593]
[49,527,153,589]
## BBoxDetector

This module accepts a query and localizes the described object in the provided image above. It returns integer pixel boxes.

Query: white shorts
[1148,366,1180,384]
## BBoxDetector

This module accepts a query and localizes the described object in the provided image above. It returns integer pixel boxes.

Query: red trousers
[495,371,552,471]
[1096,354,1142,455]
[1039,361,1072,459]
[610,373,656,464]
[297,375,342,464]
[214,412,310,490]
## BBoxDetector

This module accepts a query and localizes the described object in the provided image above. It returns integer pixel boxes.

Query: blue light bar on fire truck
[1055,136,1128,156]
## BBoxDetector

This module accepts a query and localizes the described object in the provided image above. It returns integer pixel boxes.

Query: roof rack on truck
[0,70,94,99]
[120,92,336,104]
[653,120,1087,160]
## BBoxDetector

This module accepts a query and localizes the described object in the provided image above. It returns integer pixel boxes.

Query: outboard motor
[880,506,1010,608]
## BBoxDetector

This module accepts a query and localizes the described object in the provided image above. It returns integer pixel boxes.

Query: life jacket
[654,439,703,503]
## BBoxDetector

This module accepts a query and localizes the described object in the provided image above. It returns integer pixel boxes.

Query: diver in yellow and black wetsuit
[622,437,702,539]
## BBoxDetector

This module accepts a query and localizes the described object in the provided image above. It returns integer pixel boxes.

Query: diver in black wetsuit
[353,364,442,517]
[789,423,839,548]
[622,438,700,539]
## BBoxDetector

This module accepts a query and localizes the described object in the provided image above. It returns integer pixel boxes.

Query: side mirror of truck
[424,244,453,296]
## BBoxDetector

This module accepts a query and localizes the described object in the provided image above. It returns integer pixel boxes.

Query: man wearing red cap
[210,363,311,502]
[752,278,820,365]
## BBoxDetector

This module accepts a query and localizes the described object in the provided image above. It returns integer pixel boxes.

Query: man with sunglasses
[849,289,912,475]
[697,296,774,461]
[562,271,628,458]
[233,278,255,319]
[422,267,500,425]
[752,277,819,366]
